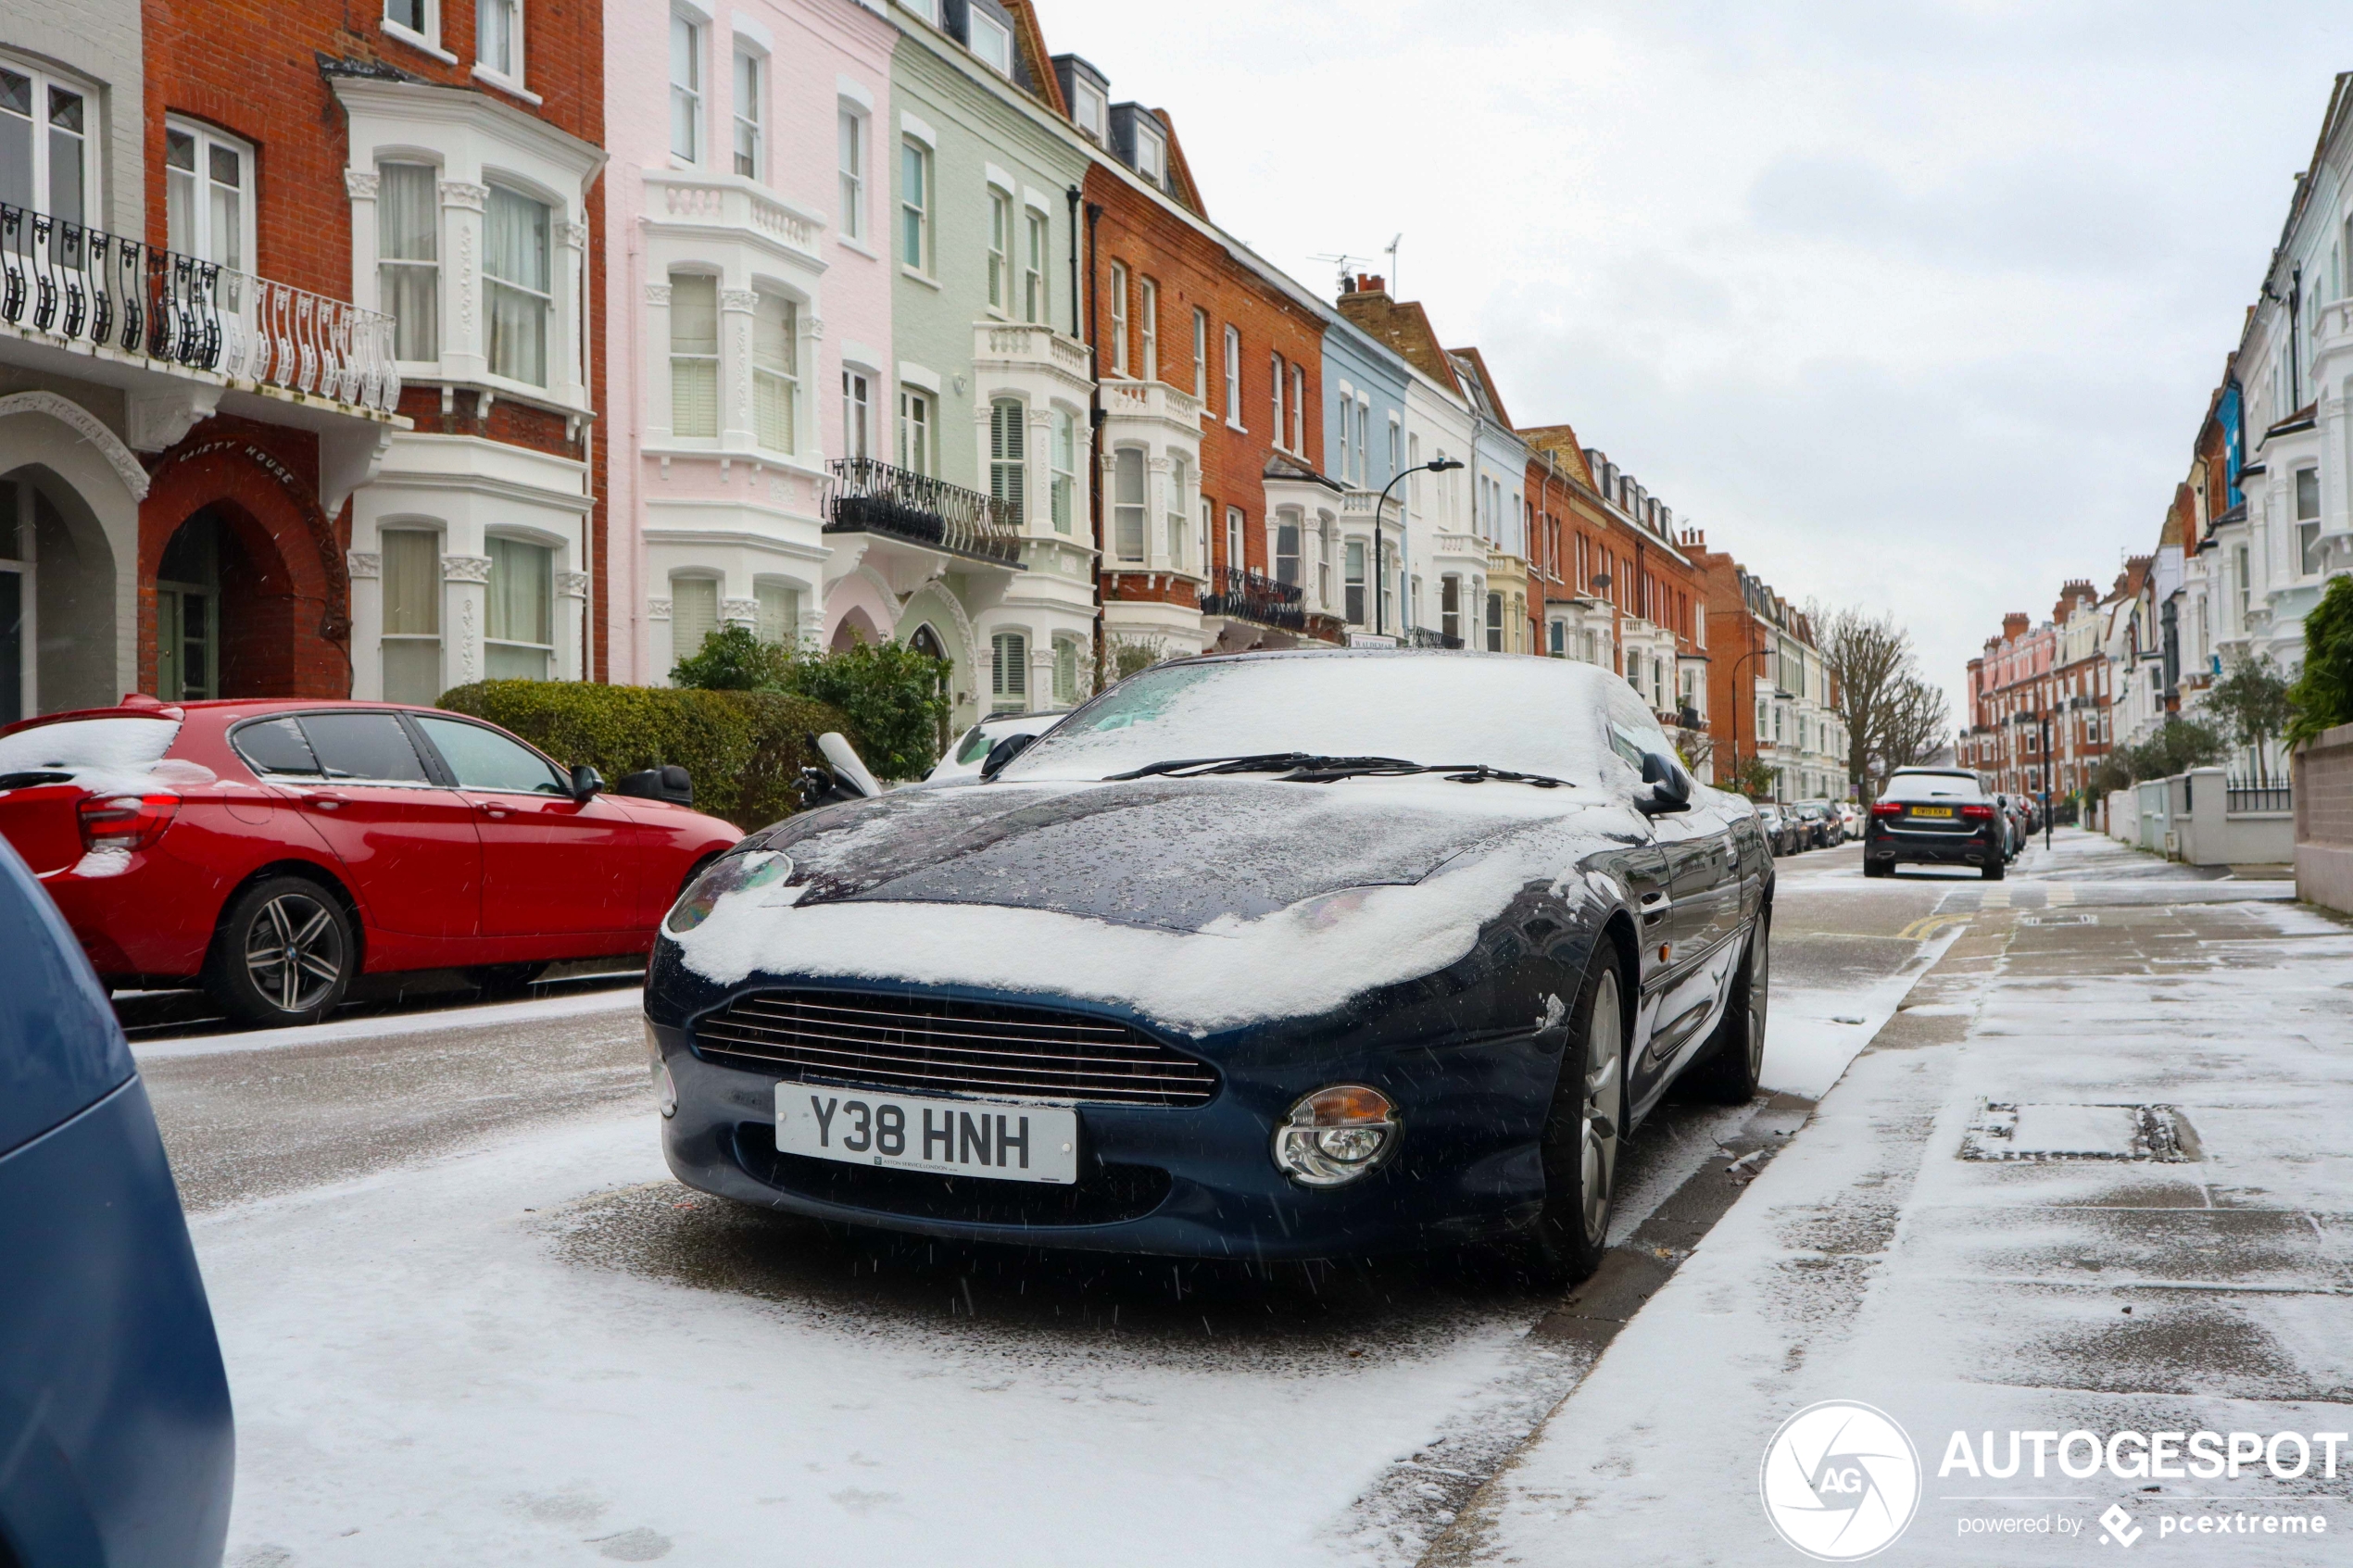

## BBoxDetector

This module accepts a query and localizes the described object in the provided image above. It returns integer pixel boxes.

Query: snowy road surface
[142,839,2004,1567]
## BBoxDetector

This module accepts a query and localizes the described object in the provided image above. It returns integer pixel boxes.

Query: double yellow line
[1896,913,1973,942]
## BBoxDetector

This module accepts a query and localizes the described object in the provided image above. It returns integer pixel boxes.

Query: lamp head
[1427,458,1466,472]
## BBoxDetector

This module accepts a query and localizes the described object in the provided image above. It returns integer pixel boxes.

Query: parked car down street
[647,651,1774,1287]
[1865,770,2005,879]
[0,698,743,1027]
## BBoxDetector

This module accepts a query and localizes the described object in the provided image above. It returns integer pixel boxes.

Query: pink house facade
[604,0,895,681]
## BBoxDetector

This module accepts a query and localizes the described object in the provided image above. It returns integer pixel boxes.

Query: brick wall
[2293,721,2353,914]
[1088,163,1325,584]
[140,0,607,684]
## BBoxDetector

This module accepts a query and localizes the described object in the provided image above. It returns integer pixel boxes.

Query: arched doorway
[830,605,879,651]
[152,507,289,700]
[0,466,120,720]
[907,621,951,757]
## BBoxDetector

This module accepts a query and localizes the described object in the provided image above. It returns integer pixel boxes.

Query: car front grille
[692,988,1218,1109]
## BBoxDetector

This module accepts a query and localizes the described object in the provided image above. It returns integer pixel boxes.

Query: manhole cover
[1960,1102,2198,1162]
[2020,913,2097,926]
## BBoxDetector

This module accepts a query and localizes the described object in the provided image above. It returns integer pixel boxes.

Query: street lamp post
[2041,709,2054,851]
[1370,457,1464,640]
[1728,642,1770,797]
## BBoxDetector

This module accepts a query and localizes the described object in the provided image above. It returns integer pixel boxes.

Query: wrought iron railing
[2224,777,2291,814]
[1405,626,1464,649]
[1199,566,1306,633]
[0,202,399,413]
[824,457,1025,567]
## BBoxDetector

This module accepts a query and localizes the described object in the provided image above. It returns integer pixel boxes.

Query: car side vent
[692,989,1218,1109]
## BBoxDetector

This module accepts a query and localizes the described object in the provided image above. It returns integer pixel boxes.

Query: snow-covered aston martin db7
[644,650,1773,1284]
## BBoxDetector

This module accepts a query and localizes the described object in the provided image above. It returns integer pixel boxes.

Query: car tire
[1681,903,1770,1104]
[1864,859,1889,879]
[462,962,547,997]
[205,875,356,1028]
[1516,948,1629,1289]
[1982,859,2005,882]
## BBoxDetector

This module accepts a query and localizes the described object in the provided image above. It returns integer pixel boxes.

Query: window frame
[751,291,798,455]
[1223,324,1241,425]
[484,534,557,680]
[2296,465,2323,576]
[986,186,1012,314]
[990,628,1028,712]
[967,10,1013,77]
[382,0,446,56]
[842,370,873,461]
[731,45,763,182]
[164,117,254,280]
[1113,445,1147,562]
[379,526,445,705]
[1050,408,1076,534]
[1133,121,1166,186]
[898,385,933,474]
[988,396,1026,526]
[837,106,866,242]
[483,182,552,388]
[1109,261,1128,374]
[1139,277,1158,382]
[667,270,720,441]
[475,0,523,89]
[1023,208,1048,323]
[669,12,702,165]
[375,158,441,365]
[900,136,929,274]
[1192,309,1208,401]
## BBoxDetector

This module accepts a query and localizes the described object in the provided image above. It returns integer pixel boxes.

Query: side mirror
[979,731,1038,781]
[1635,750,1692,816]
[815,732,883,799]
[569,763,604,803]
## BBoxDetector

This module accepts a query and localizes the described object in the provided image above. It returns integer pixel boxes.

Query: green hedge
[437,680,849,832]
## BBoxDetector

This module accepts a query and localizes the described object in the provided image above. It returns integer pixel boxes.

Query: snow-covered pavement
[152,832,2251,1568]
[1447,831,2353,1564]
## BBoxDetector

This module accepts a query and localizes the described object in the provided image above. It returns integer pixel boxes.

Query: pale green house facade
[819,0,1097,733]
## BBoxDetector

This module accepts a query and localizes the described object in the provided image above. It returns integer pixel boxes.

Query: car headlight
[665,850,794,935]
[645,1021,677,1118]
[1271,1085,1400,1187]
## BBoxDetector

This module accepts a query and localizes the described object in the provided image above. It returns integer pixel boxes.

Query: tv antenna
[1309,252,1372,295]
[1385,232,1402,295]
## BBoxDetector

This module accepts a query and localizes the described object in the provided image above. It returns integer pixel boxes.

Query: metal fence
[2225,776,2293,815]
[824,458,1026,567]
[1198,566,1306,633]
[1,202,400,412]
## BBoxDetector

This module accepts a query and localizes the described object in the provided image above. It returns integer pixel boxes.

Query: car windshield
[0,717,181,772]
[1000,653,1617,785]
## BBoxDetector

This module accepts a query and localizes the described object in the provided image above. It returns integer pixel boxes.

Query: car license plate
[775,1085,1079,1185]
[1910,806,1954,818]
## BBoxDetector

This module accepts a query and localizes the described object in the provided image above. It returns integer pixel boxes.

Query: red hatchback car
[0,696,740,1025]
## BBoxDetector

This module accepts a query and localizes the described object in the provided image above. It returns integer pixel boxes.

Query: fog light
[1272,1085,1398,1187]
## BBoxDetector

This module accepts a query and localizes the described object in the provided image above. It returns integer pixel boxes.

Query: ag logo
[1759,1400,1921,1561]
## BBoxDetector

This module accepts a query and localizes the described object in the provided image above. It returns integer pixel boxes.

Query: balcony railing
[1198,566,1306,633]
[0,203,399,413]
[1405,626,1464,649]
[824,457,1025,567]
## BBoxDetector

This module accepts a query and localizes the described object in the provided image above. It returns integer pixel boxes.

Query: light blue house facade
[1318,306,1412,638]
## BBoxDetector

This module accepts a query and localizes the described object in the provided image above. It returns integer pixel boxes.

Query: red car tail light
[76,792,182,852]
[1959,804,1995,820]
[1869,801,1904,817]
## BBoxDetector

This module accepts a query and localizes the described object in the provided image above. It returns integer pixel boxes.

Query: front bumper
[650,1013,1564,1261]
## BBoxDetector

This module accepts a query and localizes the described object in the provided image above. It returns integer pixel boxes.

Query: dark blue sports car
[646,650,1771,1284]
[0,839,233,1565]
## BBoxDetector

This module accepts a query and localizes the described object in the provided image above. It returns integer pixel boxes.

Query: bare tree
[1811,605,1947,802]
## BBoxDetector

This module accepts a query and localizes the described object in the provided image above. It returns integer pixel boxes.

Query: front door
[409,716,638,938]
[156,582,216,701]
[0,563,28,726]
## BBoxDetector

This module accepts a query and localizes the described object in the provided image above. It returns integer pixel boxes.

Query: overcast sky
[1046,0,2353,710]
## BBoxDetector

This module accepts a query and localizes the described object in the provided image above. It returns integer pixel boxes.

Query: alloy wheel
[243,892,346,1014]
[1579,967,1624,1245]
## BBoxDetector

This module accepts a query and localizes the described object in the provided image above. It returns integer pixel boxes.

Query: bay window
[991,630,1026,712]
[1114,447,1145,561]
[1051,410,1076,533]
[377,161,439,361]
[2296,466,2322,575]
[381,528,442,704]
[756,582,799,646]
[486,537,553,679]
[485,184,549,386]
[989,398,1025,524]
[1274,512,1300,586]
[753,293,797,452]
[668,274,718,438]
[670,576,718,667]
[1345,540,1365,625]
[1166,456,1189,568]
[1052,634,1082,707]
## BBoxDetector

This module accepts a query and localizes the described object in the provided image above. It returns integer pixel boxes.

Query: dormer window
[968,11,1013,77]
[1074,81,1107,142]
[1133,122,1165,186]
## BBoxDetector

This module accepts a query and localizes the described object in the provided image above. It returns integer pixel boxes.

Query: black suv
[1866,771,2004,879]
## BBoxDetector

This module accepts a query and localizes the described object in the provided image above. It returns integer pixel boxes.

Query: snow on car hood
[671,775,1639,1035]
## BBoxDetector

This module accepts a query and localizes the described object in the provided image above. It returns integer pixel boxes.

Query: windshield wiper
[1102,753,1569,788]
[1103,752,1419,781]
